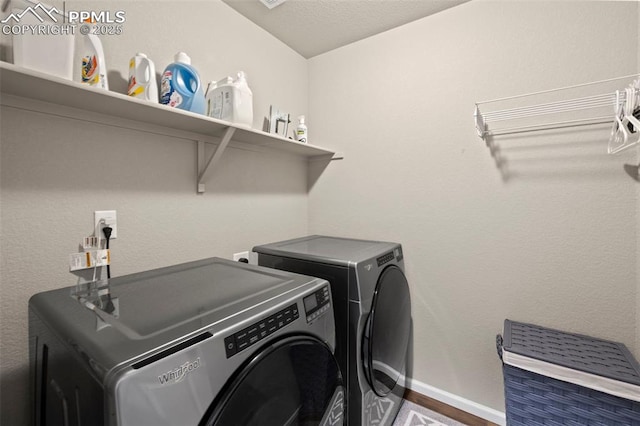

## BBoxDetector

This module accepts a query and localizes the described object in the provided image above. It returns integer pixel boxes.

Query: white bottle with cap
[295,116,308,143]
[127,53,158,102]
[80,31,108,90]
[206,76,233,120]
[231,71,253,128]
[205,80,217,117]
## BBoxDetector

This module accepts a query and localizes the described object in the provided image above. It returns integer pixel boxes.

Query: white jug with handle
[127,53,158,102]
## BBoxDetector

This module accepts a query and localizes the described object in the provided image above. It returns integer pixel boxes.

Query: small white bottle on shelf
[295,115,308,143]
[232,71,253,128]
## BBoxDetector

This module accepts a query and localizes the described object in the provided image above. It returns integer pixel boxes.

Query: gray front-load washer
[29,257,344,425]
[253,236,412,426]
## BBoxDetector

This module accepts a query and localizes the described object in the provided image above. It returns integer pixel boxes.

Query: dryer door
[363,265,411,397]
[200,335,344,426]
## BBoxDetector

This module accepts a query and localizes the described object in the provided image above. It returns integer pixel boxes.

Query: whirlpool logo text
[158,358,201,385]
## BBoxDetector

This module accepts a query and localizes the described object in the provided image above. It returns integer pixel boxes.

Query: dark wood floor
[404,389,500,426]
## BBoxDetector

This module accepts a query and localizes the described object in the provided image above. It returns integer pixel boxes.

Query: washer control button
[224,336,237,358]
[266,316,278,334]
[227,303,300,357]
[236,339,249,352]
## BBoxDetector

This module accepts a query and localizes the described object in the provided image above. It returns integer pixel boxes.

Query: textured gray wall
[308,0,639,413]
[1,0,639,424]
[0,1,310,424]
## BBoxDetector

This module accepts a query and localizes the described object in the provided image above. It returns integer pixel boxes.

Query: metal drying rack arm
[474,74,640,142]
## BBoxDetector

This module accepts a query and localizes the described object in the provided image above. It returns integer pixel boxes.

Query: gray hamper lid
[502,319,640,388]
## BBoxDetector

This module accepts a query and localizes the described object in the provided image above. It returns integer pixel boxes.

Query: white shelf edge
[0,61,340,191]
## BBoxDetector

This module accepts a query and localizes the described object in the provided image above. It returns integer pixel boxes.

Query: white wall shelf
[0,61,342,192]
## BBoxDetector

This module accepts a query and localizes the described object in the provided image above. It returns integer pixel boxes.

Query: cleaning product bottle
[206,76,233,120]
[160,52,206,114]
[80,30,108,90]
[295,116,308,143]
[205,80,217,117]
[231,71,253,128]
[127,53,158,102]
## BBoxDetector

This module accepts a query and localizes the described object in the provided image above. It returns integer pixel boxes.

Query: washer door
[200,335,344,426]
[362,265,411,397]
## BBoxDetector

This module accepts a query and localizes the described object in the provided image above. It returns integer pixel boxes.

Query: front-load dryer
[29,257,344,425]
[253,236,412,426]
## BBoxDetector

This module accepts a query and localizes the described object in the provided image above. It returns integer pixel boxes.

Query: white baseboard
[406,378,506,426]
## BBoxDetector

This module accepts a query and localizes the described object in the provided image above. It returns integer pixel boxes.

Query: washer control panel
[377,251,394,266]
[303,285,331,323]
[224,303,299,358]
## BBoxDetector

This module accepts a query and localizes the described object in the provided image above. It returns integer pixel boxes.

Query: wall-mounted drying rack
[474,74,640,154]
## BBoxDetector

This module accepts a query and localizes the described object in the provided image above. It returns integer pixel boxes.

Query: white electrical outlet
[233,251,249,262]
[95,210,117,240]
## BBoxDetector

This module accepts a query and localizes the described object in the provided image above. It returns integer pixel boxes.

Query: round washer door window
[363,265,411,397]
[200,336,344,426]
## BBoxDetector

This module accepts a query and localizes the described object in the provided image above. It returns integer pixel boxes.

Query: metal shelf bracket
[197,127,236,193]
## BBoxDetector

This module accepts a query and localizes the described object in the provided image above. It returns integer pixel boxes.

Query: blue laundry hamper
[497,319,640,425]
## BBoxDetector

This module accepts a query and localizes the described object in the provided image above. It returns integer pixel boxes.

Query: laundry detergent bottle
[160,52,206,114]
[128,53,158,102]
[205,76,233,120]
[232,71,253,128]
[80,31,108,90]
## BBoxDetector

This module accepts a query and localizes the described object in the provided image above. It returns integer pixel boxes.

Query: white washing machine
[253,236,412,426]
[29,257,344,425]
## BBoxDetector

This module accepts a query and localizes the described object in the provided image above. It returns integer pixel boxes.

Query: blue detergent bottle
[160,52,206,114]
